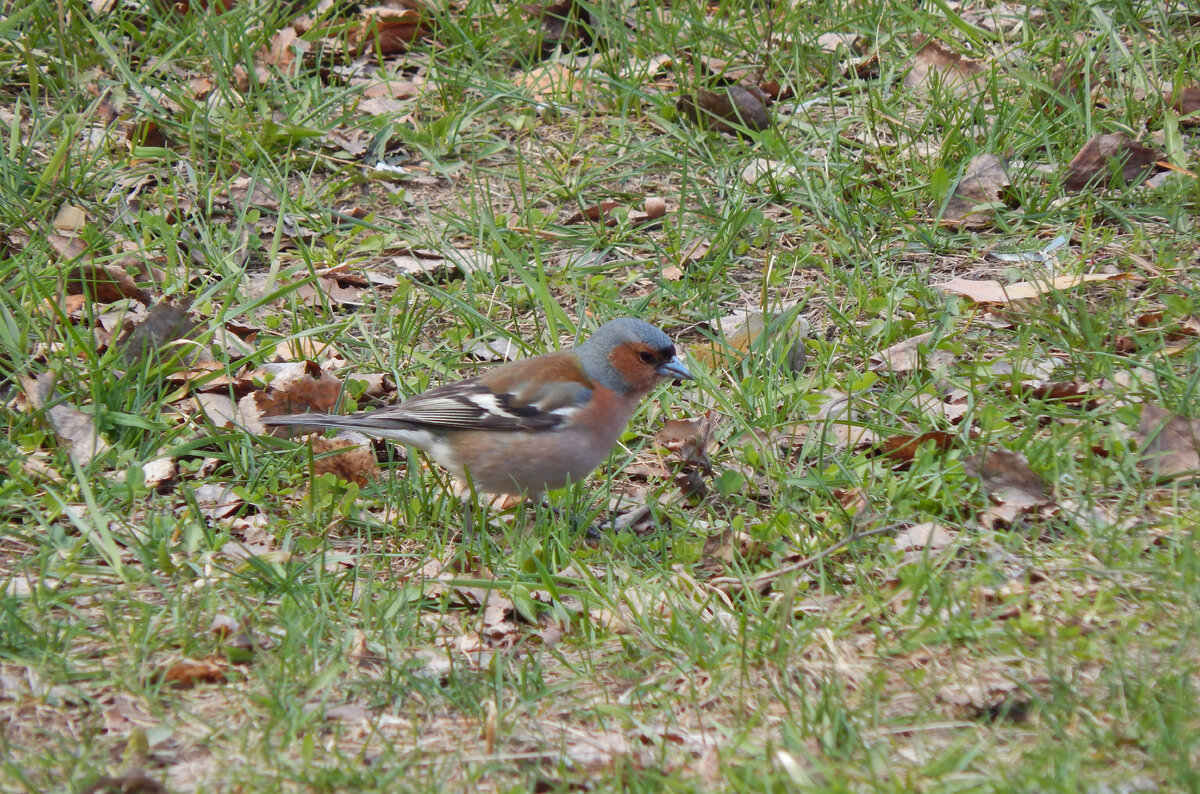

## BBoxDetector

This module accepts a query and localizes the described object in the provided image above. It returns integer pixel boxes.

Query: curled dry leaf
[677,86,770,134]
[565,200,619,225]
[943,154,1010,226]
[251,361,344,419]
[161,657,229,688]
[904,38,987,96]
[740,158,800,185]
[308,432,379,487]
[1137,403,1200,479]
[1063,133,1162,191]
[464,337,520,362]
[515,60,588,101]
[874,431,960,465]
[66,263,149,303]
[350,6,431,56]
[934,272,1129,305]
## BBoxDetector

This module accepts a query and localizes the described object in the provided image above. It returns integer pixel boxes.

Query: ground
[1,0,1199,792]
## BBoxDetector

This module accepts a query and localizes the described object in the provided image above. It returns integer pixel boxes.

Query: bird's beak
[657,356,693,381]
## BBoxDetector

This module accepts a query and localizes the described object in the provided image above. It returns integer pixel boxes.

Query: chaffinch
[263,318,692,495]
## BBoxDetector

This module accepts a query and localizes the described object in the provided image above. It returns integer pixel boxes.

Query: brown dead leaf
[350,7,431,56]
[193,393,239,428]
[893,522,955,552]
[260,26,299,71]
[870,332,954,373]
[192,483,243,521]
[309,432,379,486]
[464,337,520,362]
[48,232,89,262]
[943,154,1010,226]
[289,275,363,307]
[515,60,588,101]
[565,200,619,225]
[250,361,344,425]
[161,657,229,688]
[1064,133,1162,191]
[1167,85,1200,126]
[874,431,960,465]
[933,272,1128,304]
[656,417,714,468]
[390,249,487,279]
[1137,403,1200,479]
[20,372,111,467]
[904,38,987,96]
[677,86,771,134]
[117,299,201,366]
[66,263,149,303]
[965,448,1051,512]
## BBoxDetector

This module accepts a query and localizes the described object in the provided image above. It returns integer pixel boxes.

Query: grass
[1,0,1199,791]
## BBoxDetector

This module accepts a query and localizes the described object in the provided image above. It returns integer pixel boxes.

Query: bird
[262,318,693,496]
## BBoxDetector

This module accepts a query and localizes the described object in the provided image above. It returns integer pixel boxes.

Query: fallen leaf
[391,249,488,279]
[250,361,344,423]
[308,432,379,487]
[66,263,149,303]
[192,483,243,521]
[904,38,986,96]
[965,448,1052,512]
[79,769,168,794]
[934,272,1128,304]
[1063,133,1162,190]
[565,200,619,225]
[874,431,959,465]
[117,299,201,366]
[816,32,865,54]
[1137,403,1200,478]
[515,60,588,100]
[1166,85,1200,126]
[141,457,177,489]
[161,657,228,688]
[350,6,431,56]
[870,332,955,373]
[894,522,955,552]
[464,337,520,362]
[740,158,800,185]
[943,154,1010,226]
[690,310,764,368]
[677,86,771,134]
[53,203,87,233]
[20,372,111,467]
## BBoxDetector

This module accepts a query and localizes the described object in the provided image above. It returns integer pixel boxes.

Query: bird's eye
[638,351,656,364]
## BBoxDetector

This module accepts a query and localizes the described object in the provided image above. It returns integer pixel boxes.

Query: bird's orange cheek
[608,346,659,392]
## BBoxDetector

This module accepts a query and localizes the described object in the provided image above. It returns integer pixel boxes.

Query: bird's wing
[386,373,592,432]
